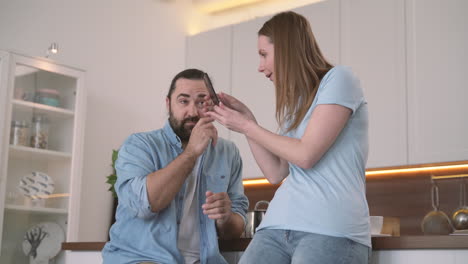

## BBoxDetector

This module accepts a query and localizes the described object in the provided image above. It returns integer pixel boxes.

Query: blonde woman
[207,11,371,264]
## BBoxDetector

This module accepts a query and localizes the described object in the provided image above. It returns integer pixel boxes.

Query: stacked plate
[18,171,55,200]
[22,222,65,261]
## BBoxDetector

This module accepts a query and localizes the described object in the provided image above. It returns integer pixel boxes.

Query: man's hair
[167,68,207,99]
[258,11,333,133]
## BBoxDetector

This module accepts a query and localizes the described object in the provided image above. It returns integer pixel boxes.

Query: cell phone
[203,73,220,106]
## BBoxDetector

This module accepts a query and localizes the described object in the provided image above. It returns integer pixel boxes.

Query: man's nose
[258,63,264,73]
[187,102,199,117]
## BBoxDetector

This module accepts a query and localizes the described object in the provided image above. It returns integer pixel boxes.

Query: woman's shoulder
[323,65,356,82]
[317,65,363,103]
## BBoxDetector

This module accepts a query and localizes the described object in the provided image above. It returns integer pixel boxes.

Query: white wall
[0,0,187,241]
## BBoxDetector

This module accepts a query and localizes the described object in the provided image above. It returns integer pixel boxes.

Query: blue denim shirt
[102,121,248,264]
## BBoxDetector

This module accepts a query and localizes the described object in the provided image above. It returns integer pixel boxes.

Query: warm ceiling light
[45,42,59,58]
[49,43,58,54]
[197,0,268,14]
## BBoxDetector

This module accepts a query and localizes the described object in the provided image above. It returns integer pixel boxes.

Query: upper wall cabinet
[406,0,468,164]
[229,0,341,178]
[185,26,233,139]
[294,0,340,65]
[340,0,407,168]
[186,0,468,177]
[231,17,272,179]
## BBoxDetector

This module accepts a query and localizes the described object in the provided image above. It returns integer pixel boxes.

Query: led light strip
[431,174,468,180]
[243,178,270,186]
[242,163,468,186]
[366,164,468,176]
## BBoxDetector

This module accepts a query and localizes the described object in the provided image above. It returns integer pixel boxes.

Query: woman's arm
[246,136,290,184]
[209,102,351,171]
[209,93,289,184]
[246,104,351,169]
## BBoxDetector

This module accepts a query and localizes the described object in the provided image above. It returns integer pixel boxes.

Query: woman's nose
[258,63,264,72]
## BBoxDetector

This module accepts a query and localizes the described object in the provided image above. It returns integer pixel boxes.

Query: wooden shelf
[5,204,68,214]
[12,99,74,119]
[9,145,72,161]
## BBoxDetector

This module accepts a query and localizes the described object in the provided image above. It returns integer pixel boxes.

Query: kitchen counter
[62,235,468,251]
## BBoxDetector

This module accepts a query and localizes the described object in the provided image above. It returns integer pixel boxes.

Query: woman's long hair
[258,11,333,133]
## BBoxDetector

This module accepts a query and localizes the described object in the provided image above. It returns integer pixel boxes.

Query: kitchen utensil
[243,200,269,238]
[451,178,468,230]
[421,181,453,235]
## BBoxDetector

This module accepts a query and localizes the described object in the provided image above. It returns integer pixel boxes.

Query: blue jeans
[239,229,371,264]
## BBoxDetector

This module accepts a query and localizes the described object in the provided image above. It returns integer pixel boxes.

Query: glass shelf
[12,99,74,120]
[9,145,72,161]
[5,204,68,214]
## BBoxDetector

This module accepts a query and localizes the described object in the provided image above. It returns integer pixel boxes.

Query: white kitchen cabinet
[186,25,233,139]
[186,0,468,174]
[340,0,407,168]
[186,0,341,179]
[406,0,468,164]
[231,17,273,179]
[63,251,102,264]
[294,0,340,65]
[230,0,341,179]
[0,51,86,264]
[372,249,468,264]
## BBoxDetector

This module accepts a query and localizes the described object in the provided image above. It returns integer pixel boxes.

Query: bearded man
[102,69,248,264]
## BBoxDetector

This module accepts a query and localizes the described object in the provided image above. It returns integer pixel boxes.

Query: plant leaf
[106,149,119,199]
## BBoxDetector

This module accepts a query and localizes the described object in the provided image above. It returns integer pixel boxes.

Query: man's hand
[184,117,218,157]
[203,190,245,239]
[202,191,232,226]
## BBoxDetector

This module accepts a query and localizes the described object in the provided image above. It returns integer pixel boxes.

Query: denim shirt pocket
[203,164,229,194]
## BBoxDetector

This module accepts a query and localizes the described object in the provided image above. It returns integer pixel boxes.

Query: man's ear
[166,97,170,112]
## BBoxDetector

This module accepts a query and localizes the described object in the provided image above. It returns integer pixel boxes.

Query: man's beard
[168,110,199,143]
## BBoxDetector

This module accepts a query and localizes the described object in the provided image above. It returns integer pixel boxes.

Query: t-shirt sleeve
[315,66,365,114]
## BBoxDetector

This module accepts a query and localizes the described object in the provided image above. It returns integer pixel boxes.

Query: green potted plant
[106,149,119,199]
[106,149,119,230]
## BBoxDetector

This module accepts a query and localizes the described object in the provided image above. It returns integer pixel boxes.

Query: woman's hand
[206,102,255,134]
[218,93,256,122]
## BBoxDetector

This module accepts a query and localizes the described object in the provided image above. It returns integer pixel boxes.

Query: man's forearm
[216,213,245,239]
[146,151,197,212]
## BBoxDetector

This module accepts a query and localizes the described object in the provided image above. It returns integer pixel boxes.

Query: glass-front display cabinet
[0,50,86,264]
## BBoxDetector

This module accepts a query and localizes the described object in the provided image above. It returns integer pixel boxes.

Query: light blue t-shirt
[257,66,371,247]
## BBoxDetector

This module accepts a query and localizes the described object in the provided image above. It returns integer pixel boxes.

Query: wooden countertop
[62,235,468,252]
